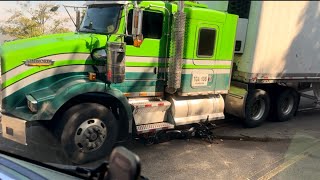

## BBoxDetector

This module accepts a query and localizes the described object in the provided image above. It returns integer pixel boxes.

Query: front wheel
[244,89,270,128]
[57,103,119,164]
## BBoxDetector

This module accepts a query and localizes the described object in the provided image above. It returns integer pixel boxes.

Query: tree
[0,2,72,39]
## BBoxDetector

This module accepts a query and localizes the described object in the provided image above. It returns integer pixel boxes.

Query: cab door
[118,8,168,96]
[125,9,167,81]
[189,24,220,93]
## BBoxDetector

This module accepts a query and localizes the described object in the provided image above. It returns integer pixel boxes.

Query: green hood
[0,32,106,73]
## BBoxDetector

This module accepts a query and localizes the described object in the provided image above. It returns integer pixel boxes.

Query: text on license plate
[191,74,209,87]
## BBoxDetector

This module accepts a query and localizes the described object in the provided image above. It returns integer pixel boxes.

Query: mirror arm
[115,34,127,42]
[75,8,81,31]
[124,4,128,36]
[63,5,77,29]
[134,1,138,9]
[63,5,86,31]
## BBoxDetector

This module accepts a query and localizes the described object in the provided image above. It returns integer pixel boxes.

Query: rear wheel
[244,89,270,128]
[57,103,119,164]
[274,88,300,122]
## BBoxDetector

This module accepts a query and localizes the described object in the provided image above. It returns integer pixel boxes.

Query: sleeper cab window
[197,28,216,57]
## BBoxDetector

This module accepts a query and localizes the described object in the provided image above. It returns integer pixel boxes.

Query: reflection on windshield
[79,5,121,34]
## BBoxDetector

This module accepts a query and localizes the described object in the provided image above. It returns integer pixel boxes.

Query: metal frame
[233,71,320,83]
[299,83,320,112]
[79,4,123,35]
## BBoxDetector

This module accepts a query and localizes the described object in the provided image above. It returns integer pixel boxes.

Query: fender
[29,77,133,126]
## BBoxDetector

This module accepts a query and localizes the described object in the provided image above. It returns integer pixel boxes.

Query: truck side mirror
[131,8,144,48]
[106,146,141,180]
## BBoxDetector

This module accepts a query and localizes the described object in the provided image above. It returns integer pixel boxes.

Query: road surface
[0,95,319,179]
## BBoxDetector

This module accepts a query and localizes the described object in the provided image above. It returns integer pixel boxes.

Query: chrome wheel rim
[251,98,266,121]
[280,94,294,116]
[74,119,107,152]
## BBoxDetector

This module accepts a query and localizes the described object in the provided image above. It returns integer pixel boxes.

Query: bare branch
[0,2,72,39]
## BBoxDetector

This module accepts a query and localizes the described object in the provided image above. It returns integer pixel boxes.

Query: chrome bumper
[0,114,27,145]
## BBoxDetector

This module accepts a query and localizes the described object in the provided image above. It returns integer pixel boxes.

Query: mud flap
[1,115,27,145]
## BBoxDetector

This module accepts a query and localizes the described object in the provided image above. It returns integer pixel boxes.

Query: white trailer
[204,1,320,127]
[234,1,320,83]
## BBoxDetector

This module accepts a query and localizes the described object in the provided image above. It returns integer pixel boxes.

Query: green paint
[3,60,96,88]
[125,72,164,80]
[215,74,231,91]
[1,33,107,73]
[126,62,166,67]
[229,85,247,96]
[3,59,167,88]
[4,74,77,106]
[4,74,132,122]
[45,79,133,122]
[182,7,238,61]
[112,79,165,93]
[182,64,231,69]
[179,4,237,94]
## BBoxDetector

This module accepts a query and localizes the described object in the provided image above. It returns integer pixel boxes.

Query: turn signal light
[133,39,143,48]
[89,72,96,81]
[26,95,38,113]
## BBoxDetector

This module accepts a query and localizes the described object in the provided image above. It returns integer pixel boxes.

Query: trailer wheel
[275,88,299,122]
[58,103,119,164]
[244,89,270,128]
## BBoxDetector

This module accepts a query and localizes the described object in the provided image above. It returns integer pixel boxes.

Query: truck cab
[0,1,238,164]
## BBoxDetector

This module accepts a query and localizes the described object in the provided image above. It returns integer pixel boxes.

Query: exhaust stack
[166,1,186,94]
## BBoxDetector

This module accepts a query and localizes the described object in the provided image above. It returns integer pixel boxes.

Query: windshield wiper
[82,26,96,31]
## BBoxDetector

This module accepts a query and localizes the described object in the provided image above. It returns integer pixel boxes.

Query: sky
[0,1,227,41]
[0,1,229,35]
[0,1,86,32]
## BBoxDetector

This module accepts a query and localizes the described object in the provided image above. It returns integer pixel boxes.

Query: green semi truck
[1,1,318,164]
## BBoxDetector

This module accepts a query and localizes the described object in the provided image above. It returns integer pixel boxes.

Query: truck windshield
[79,4,122,34]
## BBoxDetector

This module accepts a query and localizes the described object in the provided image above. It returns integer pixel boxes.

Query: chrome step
[136,122,174,134]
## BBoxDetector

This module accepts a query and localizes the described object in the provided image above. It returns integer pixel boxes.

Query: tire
[244,89,270,128]
[57,103,119,164]
[274,88,300,122]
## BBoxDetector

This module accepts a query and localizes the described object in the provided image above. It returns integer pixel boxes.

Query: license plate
[191,73,209,87]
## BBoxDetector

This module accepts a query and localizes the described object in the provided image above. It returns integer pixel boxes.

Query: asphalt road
[127,131,320,180]
[1,123,319,180]
[3,131,320,180]
[0,95,320,179]
[128,139,290,180]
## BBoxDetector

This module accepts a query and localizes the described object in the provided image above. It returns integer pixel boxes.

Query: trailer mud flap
[1,115,27,145]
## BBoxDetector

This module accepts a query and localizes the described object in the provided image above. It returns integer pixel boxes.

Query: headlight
[26,95,38,113]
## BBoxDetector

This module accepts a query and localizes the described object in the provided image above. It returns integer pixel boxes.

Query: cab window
[126,10,163,44]
[197,28,216,57]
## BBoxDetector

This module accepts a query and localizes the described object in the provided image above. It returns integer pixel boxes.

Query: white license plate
[191,73,209,87]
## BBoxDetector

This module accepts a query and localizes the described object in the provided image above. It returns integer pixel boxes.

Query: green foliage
[0,2,72,39]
